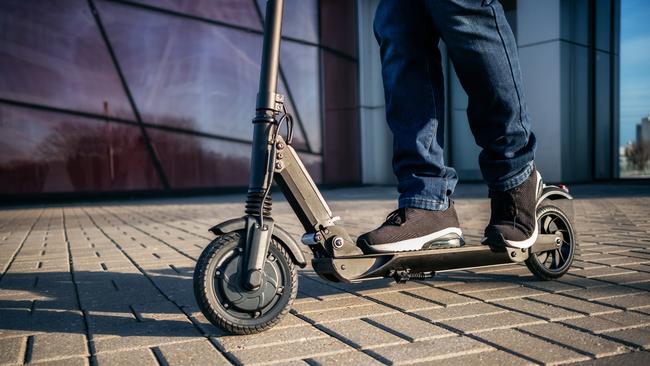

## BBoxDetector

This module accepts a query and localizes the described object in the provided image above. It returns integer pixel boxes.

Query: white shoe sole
[368,227,464,253]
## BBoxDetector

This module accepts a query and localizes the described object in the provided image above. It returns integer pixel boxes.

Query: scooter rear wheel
[526,204,576,280]
[193,231,298,334]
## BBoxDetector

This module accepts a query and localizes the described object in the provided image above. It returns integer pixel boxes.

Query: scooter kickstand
[390,269,435,284]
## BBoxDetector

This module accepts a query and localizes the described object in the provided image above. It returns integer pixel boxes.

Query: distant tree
[625,140,650,171]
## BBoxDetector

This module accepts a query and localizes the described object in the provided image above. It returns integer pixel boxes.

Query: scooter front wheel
[193,231,298,334]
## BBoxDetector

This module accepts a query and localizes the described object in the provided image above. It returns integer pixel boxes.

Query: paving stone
[298,303,398,324]
[571,267,637,278]
[557,274,612,289]
[477,328,590,364]
[319,318,407,349]
[598,271,650,285]
[0,336,25,364]
[562,311,650,334]
[605,326,650,349]
[529,293,621,316]
[568,351,650,366]
[410,349,532,366]
[293,296,374,314]
[518,278,583,293]
[441,311,545,334]
[91,319,201,353]
[595,293,650,310]
[30,333,87,363]
[94,348,158,366]
[519,322,629,357]
[442,280,518,294]
[305,350,383,365]
[367,291,441,312]
[563,285,644,301]
[365,335,493,365]
[412,302,507,322]
[495,298,584,321]
[215,325,326,352]
[404,286,478,307]
[131,301,186,321]
[227,337,353,365]
[364,312,454,342]
[466,286,545,302]
[30,356,88,366]
[156,339,230,365]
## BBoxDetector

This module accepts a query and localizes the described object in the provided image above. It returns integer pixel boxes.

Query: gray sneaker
[357,202,464,253]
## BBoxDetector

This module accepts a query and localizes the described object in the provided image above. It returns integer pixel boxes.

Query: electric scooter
[193,0,576,335]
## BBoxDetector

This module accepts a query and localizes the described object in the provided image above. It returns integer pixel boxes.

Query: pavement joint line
[151,346,167,366]
[97,206,198,262]
[300,270,548,364]
[63,208,96,366]
[525,295,622,316]
[0,208,43,282]
[516,326,632,359]
[120,205,213,241]
[80,207,235,366]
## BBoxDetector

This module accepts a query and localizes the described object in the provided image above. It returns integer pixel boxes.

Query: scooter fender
[538,185,573,204]
[209,217,307,268]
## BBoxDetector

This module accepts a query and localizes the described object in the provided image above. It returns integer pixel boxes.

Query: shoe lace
[384,208,407,226]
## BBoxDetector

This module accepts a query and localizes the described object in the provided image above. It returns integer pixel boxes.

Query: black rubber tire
[526,205,576,281]
[193,231,298,334]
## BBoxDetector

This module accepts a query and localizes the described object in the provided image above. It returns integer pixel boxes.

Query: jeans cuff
[398,196,449,211]
[488,161,534,191]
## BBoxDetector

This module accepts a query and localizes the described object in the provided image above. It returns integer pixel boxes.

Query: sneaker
[357,202,464,253]
[481,168,543,249]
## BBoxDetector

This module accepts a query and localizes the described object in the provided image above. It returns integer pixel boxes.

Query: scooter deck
[312,234,560,282]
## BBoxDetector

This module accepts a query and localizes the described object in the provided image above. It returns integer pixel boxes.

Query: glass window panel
[130,0,262,30]
[0,0,134,120]
[146,128,250,189]
[319,0,357,57]
[281,42,322,152]
[256,0,319,43]
[0,105,162,194]
[98,2,262,142]
[147,128,321,188]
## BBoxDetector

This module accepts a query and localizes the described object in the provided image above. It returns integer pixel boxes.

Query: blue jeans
[374,0,536,210]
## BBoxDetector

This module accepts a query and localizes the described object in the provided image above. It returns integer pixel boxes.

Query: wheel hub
[216,250,282,312]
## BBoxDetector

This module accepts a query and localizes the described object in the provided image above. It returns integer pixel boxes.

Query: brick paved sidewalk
[1,184,650,365]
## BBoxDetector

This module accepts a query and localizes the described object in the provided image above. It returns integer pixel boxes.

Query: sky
[620,0,650,146]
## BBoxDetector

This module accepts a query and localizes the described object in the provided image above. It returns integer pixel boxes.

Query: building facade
[0,0,359,196]
[0,0,622,197]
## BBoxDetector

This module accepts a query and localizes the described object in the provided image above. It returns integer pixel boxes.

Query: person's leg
[375,0,458,211]
[426,0,540,248]
[357,0,463,253]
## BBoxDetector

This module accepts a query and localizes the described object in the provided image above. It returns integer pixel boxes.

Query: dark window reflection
[0,105,162,194]
[281,42,322,152]
[319,0,357,58]
[130,0,262,30]
[147,128,322,188]
[0,0,134,120]
[98,1,263,143]
[98,1,317,151]
[256,0,319,43]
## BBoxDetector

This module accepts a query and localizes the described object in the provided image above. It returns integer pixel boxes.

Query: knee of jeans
[373,0,400,44]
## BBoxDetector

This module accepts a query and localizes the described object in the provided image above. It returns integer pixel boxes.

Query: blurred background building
[0,0,648,198]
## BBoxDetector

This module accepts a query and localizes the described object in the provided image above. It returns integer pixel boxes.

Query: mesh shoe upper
[357,202,462,248]
[483,169,542,246]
